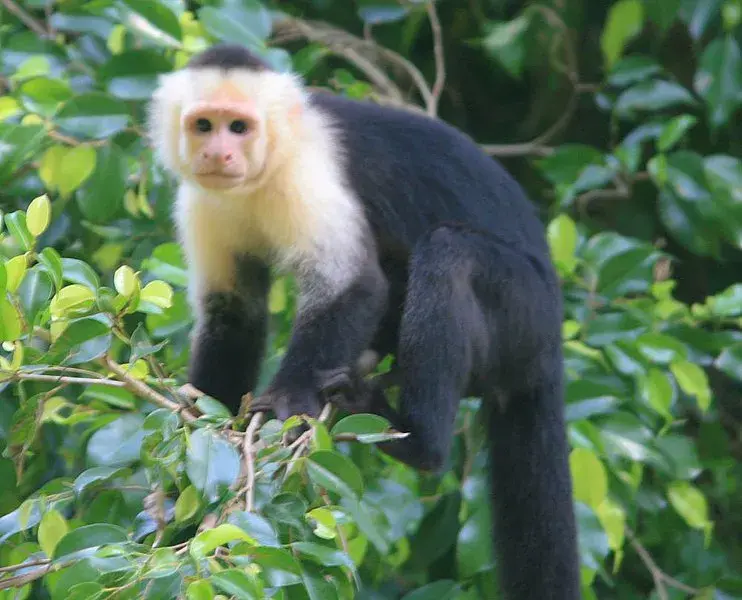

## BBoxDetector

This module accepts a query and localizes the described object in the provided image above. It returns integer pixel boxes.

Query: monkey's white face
[180,100,268,191]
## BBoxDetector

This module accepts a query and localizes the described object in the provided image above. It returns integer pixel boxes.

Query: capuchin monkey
[149,44,581,599]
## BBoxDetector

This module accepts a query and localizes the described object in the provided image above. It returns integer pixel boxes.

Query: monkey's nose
[201,151,233,163]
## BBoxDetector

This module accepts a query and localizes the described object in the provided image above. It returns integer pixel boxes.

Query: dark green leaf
[99,50,173,100]
[75,145,127,224]
[306,450,364,498]
[456,507,494,578]
[615,79,696,118]
[120,0,182,41]
[198,0,271,47]
[694,35,742,130]
[87,414,146,467]
[401,581,462,600]
[53,523,128,559]
[73,466,129,495]
[186,428,241,501]
[290,541,355,570]
[18,77,73,117]
[55,93,130,140]
[210,569,261,600]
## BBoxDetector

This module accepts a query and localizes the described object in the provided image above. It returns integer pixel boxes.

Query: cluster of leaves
[0,0,742,599]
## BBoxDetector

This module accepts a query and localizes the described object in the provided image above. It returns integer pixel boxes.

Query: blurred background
[0,1,741,599]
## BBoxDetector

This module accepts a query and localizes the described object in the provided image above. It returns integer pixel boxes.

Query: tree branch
[626,527,701,598]
[424,0,446,117]
[0,0,49,37]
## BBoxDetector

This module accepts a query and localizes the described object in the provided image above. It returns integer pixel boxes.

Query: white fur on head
[149,65,369,315]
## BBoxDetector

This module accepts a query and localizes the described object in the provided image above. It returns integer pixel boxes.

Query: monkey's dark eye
[229,119,249,134]
[195,118,212,133]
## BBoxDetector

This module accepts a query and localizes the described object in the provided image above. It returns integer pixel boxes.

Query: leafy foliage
[1,1,742,599]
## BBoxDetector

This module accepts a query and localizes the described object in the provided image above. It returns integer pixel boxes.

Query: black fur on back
[188,44,272,71]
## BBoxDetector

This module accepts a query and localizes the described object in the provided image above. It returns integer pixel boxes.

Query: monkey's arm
[257,260,389,420]
[189,259,271,415]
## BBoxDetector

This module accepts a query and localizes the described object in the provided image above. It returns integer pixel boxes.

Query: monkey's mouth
[195,171,245,188]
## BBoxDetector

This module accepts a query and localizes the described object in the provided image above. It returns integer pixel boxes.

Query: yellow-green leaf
[114,265,139,298]
[569,448,608,510]
[186,580,215,600]
[50,284,96,318]
[26,194,52,237]
[596,498,626,552]
[601,0,645,69]
[190,524,256,559]
[175,485,201,523]
[0,96,21,121]
[39,145,67,191]
[140,280,173,309]
[6,254,28,293]
[547,214,579,275]
[58,145,97,197]
[269,277,287,313]
[38,509,69,557]
[0,297,22,342]
[667,481,712,532]
[670,359,712,413]
[306,507,337,540]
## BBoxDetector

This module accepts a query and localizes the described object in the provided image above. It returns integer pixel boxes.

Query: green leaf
[356,1,408,25]
[569,448,608,510]
[670,359,711,412]
[76,145,127,223]
[198,0,271,47]
[306,450,364,498]
[53,523,128,559]
[191,524,256,559]
[657,114,698,152]
[80,384,136,409]
[99,49,174,100]
[291,541,356,570]
[6,255,27,293]
[26,193,51,237]
[186,428,241,502]
[480,14,531,79]
[694,35,742,130]
[119,0,182,42]
[5,210,33,250]
[667,481,712,531]
[227,512,280,547]
[140,280,174,309]
[175,485,201,523]
[73,466,129,495]
[401,581,462,600]
[18,77,73,117]
[607,55,663,87]
[38,509,69,557]
[331,413,391,436]
[59,144,97,198]
[187,580,215,600]
[50,284,96,318]
[596,498,626,553]
[0,297,23,342]
[715,343,742,382]
[456,508,495,578]
[54,93,130,140]
[639,368,674,420]
[86,413,146,467]
[210,568,262,600]
[600,0,645,69]
[17,268,54,325]
[547,214,579,275]
[615,79,696,119]
[61,258,100,290]
[636,332,687,364]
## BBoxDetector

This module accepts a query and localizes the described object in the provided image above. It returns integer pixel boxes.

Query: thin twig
[0,564,51,591]
[424,0,446,117]
[243,411,264,512]
[9,372,127,388]
[626,527,701,597]
[102,356,198,422]
[0,0,49,37]
[0,559,50,574]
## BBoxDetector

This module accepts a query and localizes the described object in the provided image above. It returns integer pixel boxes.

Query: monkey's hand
[249,386,323,422]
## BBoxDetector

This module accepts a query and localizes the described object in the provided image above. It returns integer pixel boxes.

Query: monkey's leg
[382,225,580,599]
[189,259,270,415]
